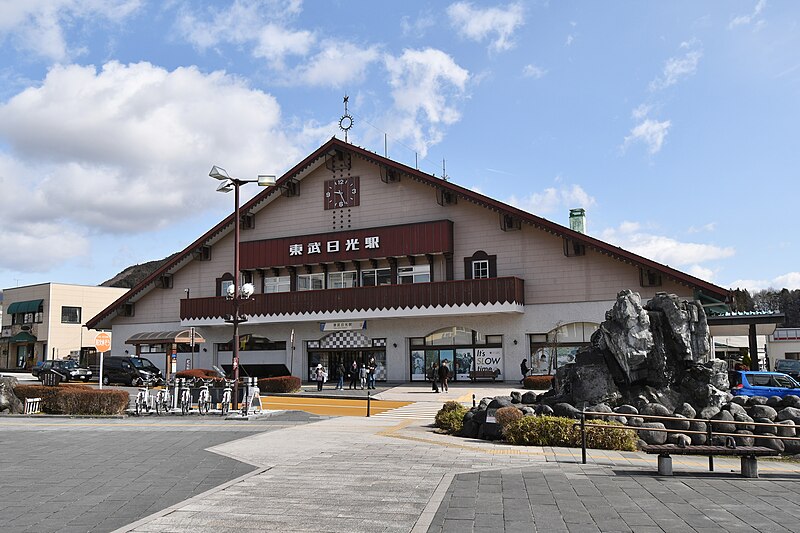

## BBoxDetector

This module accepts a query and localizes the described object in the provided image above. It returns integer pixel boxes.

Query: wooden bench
[642,444,779,478]
[469,370,500,382]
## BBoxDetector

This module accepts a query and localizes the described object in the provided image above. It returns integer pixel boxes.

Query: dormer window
[640,268,662,287]
[464,251,497,280]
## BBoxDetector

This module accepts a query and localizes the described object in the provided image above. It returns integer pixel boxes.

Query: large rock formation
[543,290,723,410]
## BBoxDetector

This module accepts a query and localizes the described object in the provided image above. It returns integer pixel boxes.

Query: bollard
[472,394,476,408]
[367,391,371,417]
[580,411,587,464]
[707,419,714,471]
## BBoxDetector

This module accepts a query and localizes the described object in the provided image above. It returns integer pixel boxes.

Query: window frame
[297,273,325,291]
[360,268,392,287]
[264,275,291,294]
[397,265,431,284]
[61,306,82,324]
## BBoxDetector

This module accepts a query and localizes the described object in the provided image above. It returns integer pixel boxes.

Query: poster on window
[411,350,426,381]
[455,348,473,381]
[475,347,502,380]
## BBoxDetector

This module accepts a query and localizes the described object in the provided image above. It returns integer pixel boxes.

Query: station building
[86,138,730,383]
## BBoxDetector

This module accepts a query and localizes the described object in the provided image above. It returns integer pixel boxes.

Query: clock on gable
[324,176,360,209]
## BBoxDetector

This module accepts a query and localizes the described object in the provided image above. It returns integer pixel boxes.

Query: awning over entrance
[6,299,43,314]
[9,331,37,343]
[126,329,206,345]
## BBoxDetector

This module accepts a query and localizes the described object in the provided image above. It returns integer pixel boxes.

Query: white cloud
[687,265,715,281]
[730,272,800,291]
[0,61,303,271]
[401,13,436,37]
[0,0,142,61]
[687,222,717,234]
[522,64,546,79]
[729,0,767,29]
[623,118,671,154]
[506,183,596,217]
[631,104,652,120]
[565,34,574,46]
[383,48,470,157]
[447,2,525,52]
[292,41,381,88]
[599,222,735,269]
[650,48,703,91]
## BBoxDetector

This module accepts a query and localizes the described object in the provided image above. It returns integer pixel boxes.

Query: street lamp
[209,165,276,409]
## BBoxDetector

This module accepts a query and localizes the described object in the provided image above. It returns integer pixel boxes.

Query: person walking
[430,362,439,393]
[520,358,530,384]
[438,359,450,392]
[336,361,346,390]
[359,363,368,390]
[314,363,327,391]
[349,360,359,389]
[367,356,377,389]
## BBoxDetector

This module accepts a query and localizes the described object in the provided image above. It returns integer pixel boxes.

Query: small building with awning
[707,311,785,370]
[125,329,205,377]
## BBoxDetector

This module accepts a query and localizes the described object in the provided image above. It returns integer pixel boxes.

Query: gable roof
[86,137,729,329]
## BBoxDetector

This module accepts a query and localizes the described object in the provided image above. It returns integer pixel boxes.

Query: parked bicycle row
[133,377,262,417]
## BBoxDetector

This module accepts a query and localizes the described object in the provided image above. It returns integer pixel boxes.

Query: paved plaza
[3,381,800,532]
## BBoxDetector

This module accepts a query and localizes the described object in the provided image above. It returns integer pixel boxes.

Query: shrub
[435,402,468,434]
[175,369,224,382]
[495,406,523,428]
[503,415,637,451]
[14,384,128,415]
[258,376,301,393]
[523,375,554,390]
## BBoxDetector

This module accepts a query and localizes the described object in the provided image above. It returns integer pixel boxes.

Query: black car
[101,356,163,386]
[35,360,93,382]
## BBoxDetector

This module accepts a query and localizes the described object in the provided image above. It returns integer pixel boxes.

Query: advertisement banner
[475,347,503,380]
[455,348,473,381]
[411,350,426,381]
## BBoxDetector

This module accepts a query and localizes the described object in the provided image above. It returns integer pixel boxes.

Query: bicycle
[220,379,233,416]
[178,378,192,415]
[134,383,152,416]
[154,382,172,415]
[197,379,212,415]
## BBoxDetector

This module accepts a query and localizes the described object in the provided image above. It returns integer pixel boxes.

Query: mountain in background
[100,254,177,288]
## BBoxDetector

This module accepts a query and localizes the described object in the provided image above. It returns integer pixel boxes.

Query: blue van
[729,371,800,398]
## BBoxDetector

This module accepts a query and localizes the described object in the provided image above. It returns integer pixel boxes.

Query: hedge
[523,375,554,390]
[257,376,301,393]
[503,415,637,451]
[14,384,129,415]
[435,402,468,435]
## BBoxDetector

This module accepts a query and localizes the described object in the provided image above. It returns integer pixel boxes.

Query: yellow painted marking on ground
[262,396,411,417]
[454,391,474,403]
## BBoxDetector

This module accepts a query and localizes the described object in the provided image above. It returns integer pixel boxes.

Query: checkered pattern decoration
[374,363,386,381]
[320,331,371,349]
[372,338,386,347]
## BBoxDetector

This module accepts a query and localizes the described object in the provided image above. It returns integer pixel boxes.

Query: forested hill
[731,288,800,327]
[100,254,177,289]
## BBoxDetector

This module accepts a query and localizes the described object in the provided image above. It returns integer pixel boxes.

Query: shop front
[410,327,503,382]
[307,330,387,383]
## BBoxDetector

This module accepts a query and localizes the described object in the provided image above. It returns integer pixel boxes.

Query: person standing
[349,360,359,389]
[430,362,439,393]
[336,361,346,390]
[367,357,377,389]
[314,363,327,391]
[520,358,530,384]
[359,363,368,390]
[438,360,450,392]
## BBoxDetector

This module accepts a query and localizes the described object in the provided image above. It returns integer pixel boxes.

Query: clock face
[324,176,360,210]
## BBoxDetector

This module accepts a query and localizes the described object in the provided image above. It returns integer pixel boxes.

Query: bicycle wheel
[155,395,165,415]
[181,396,189,415]
[198,398,208,415]
[134,398,142,416]
[221,398,229,416]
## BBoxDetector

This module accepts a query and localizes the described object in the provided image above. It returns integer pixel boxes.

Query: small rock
[733,412,755,432]
[521,391,538,404]
[667,433,691,446]
[748,396,768,406]
[638,422,668,445]
[777,419,796,438]
[781,395,800,409]
[552,403,582,419]
[520,406,535,416]
[753,417,777,436]
[777,406,800,424]
[665,414,690,431]
[730,396,748,406]
[699,406,720,420]
[628,417,644,427]
[587,403,613,420]
[748,404,778,421]
[533,404,554,416]
[724,402,747,417]
[763,437,785,453]
[510,391,522,404]
[487,396,513,410]
[766,396,783,408]
[614,404,639,416]
[640,403,672,417]
[734,430,755,447]
[674,403,696,420]
[711,410,737,433]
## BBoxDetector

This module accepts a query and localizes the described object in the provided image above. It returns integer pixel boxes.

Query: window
[472,260,489,279]
[398,265,430,284]
[61,306,81,324]
[328,271,357,289]
[217,273,234,297]
[361,268,392,287]
[639,268,662,287]
[264,276,291,293]
[464,251,496,280]
[12,312,42,325]
[298,273,325,291]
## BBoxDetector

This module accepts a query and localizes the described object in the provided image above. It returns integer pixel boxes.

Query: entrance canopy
[126,329,206,345]
[6,299,43,314]
[707,312,784,337]
[9,331,37,343]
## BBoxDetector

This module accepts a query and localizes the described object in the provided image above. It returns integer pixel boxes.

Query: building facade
[1,283,129,370]
[87,138,729,382]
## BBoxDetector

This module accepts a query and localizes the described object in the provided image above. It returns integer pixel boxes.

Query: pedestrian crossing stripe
[370,401,469,420]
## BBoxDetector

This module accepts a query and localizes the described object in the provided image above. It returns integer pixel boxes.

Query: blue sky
[0,0,798,293]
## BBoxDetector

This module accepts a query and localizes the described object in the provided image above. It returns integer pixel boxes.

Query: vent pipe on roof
[569,208,586,234]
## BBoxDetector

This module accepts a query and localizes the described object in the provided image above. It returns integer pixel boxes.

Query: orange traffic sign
[94,332,112,353]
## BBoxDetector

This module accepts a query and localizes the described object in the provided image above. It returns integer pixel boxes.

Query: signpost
[94,332,111,389]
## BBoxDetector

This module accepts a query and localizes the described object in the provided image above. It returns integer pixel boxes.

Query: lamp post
[209,166,275,409]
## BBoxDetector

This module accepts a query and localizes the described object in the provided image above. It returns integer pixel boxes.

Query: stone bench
[469,370,500,382]
[642,444,779,478]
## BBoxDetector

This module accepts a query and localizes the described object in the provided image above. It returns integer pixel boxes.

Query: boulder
[766,396,783,408]
[667,433,691,446]
[478,397,492,410]
[689,420,707,442]
[664,414,691,431]
[628,417,644,427]
[0,376,24,415]
[644,292,710,363]
[699,406,720,420]
[614,404,639,416]
[521,391,538,404]
[478,422,502,440]
[510,391,522,404]
[690,432,707,445]
[487,396,513,410]
[587,403,613,420]
[710,410,737,434]
[749,405,778,421]
[552,403,582,419]
[733,412,755,432]
[776,419,796,438]
[763,437,785,453]
[674,403,696,420]
[730,396,748,406]
[533,404,554,417]
[734,430,755,447]
[782,395,800,409]
[753,418,777,436]
[724,402,747,417]
[777,407,800,425]
[640,403,671,417]
[599,290,654,384]
[748,396,768,406]
[638,422,668,445]
[520,406,535,416]
[784,438,800,455]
